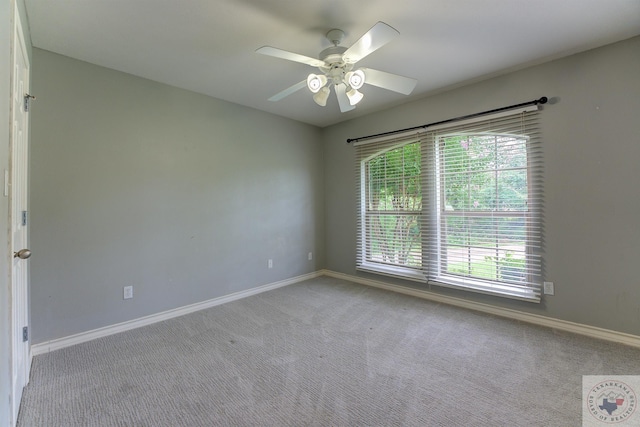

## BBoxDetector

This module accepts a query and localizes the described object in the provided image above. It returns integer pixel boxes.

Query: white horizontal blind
[355,106,543,301]
[356,134,427,280]
[424,108,542,301]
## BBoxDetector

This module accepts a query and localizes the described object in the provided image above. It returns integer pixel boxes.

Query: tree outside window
[364,142,421,268]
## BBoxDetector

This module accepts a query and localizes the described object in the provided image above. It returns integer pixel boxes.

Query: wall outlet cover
[543,282,554,295]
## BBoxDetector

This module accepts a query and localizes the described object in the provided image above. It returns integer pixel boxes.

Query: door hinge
[24,94,35,112]
[22,326,28,342]
[22,210,27,226]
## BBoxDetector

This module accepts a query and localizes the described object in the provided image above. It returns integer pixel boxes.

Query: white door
[10,9,31,425]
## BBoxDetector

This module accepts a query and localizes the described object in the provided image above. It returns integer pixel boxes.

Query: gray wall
[322,36,640,336]
[30,49,324,344]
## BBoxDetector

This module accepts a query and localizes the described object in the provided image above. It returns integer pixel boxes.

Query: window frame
[358,139,425,282]
[355,106,542,302]
[430,131,537,301]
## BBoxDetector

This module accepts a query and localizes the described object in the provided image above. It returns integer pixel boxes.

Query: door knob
[14,249,32,259]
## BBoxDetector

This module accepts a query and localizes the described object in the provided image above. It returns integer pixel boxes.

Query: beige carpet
[17,276,640,426]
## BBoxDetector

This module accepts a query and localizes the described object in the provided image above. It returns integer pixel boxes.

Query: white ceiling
[24,0,640,128]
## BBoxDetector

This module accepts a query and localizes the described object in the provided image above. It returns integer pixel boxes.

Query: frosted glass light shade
[313,86,330,106]
[307,74,328,93]
[346,87,364,105]
[345,69,365,90]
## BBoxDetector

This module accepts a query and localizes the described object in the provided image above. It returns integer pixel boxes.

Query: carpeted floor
[17,276,640,426]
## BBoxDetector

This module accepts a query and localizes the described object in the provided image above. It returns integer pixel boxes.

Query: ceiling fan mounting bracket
[325,29,345,46]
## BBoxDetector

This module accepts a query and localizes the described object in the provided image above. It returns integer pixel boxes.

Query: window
[356,107,542,301]
[358,139,423,280]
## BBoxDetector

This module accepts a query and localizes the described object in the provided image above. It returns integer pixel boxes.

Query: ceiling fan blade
[268,80,307,102]
[361,68,417,95]
[256,46,325,67]
[342,22,399,64]
[335,84,356,112]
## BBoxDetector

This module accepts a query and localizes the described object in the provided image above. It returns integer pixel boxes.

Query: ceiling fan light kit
[313,87,331,106]
[307,73,328,93]
[346,87,364,106]
[257,22,417,113]
[345,70,365,90]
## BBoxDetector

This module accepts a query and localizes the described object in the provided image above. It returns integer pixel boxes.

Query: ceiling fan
[256,22,417,112]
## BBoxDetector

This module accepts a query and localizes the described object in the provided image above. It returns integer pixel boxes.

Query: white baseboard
[31,271,322,356]
[321,269,640,349]
[31,269,640,356]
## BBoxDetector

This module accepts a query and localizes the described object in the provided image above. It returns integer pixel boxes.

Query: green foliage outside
[440,134,528,282]
[448,251,526,283]
[365,134,529,283]
[366,142,421,266]
[441,134,527,214]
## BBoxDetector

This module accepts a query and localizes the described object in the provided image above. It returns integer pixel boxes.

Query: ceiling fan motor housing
[318,45,353,84]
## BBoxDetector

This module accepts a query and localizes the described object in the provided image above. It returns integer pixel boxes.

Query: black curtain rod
[346,96,548,143]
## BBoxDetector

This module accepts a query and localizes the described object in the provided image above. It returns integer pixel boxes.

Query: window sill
[357,263,426,283]
[429,275,540,303]
[356,265,540,302]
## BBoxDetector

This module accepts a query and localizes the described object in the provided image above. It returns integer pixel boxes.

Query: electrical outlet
[268,259,273,269]
[123,285,133,299]
[308,252,313,261]
[543,282,554,295]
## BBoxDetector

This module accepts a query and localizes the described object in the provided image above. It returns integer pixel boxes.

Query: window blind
[424,107,542,301]
[355,106,543,302]
[356,134,428,281]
